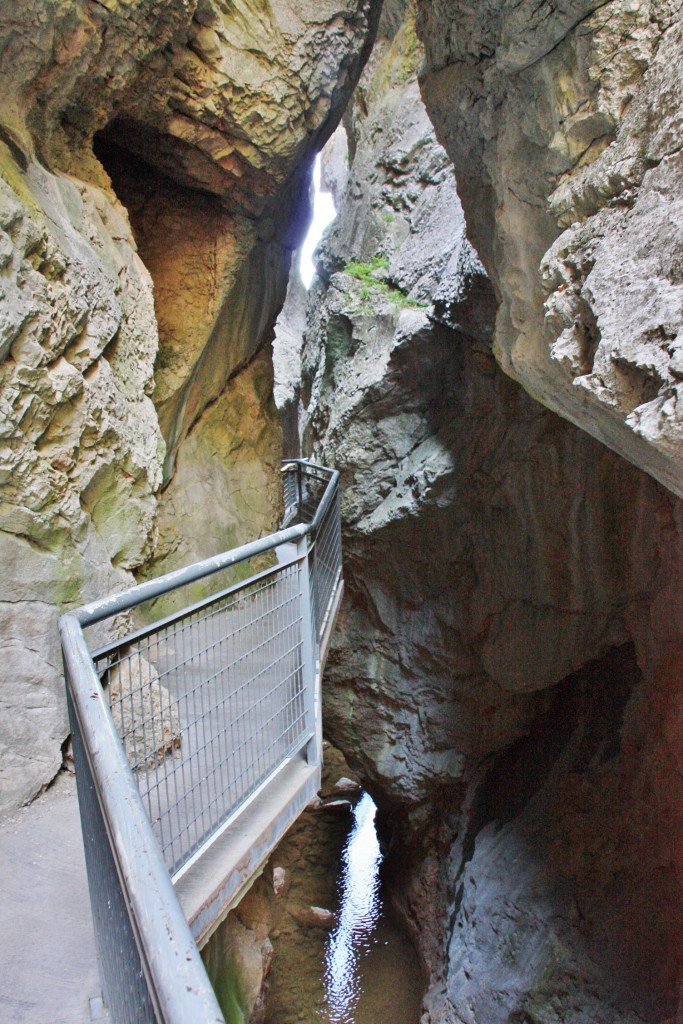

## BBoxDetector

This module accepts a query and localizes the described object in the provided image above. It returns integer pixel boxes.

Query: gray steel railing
[60,461,341,1024]
[281,461,342,645]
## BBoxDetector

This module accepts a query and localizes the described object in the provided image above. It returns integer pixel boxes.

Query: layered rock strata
[0,0,380,813]
[0,153,163,811]
[288,7,683,1021]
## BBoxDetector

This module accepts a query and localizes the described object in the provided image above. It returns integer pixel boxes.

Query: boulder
[107,653,181,768]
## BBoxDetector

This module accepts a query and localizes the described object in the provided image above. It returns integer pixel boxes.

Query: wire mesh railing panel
[281,465,300,527]
[67,692,157,1024]
[92,561,310,877]
[311,482,342,643]
[300,465,330,524]
[278,463,342,645]
[63,459,343,1024]
[280,463,328,526]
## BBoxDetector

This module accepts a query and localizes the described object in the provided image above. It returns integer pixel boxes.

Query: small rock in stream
[291,905,336,930]
[272,866,287,897]
[314,799,352,813]
[333,776,361,794]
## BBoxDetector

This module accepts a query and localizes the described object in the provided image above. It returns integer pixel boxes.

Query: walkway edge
[175,755,321,948]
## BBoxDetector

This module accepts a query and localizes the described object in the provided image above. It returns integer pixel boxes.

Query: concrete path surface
[0,772,108,1024]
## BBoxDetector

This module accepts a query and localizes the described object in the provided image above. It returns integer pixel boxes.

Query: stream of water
[264,791,423,1024]
[324,794,382,1020]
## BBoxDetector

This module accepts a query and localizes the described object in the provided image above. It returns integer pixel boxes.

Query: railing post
[297,533,320,769]
[297,462,303,519]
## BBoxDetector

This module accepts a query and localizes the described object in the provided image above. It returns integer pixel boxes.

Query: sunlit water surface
[264,791,423,1024]
[323,794,383,1021]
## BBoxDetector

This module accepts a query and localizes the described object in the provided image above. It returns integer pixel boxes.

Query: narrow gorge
[0,1,681,1022]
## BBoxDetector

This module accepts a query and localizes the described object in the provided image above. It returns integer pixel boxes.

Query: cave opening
[92,124,240,465]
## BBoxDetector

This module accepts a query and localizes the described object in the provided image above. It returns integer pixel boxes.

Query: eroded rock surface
[417,0,683,497]
[290,8,683,1020]
[273,254,309,457]
[0,0,380,812]
[431,645,681,1024]
[0,155,163,811]
[148,349,283,616]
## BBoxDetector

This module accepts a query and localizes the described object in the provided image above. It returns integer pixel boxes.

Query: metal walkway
[60,461,343,1024]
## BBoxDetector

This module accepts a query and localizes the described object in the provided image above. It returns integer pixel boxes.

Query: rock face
[203,909,273,1024]
[273,256,309,458]
[0,154,163,812]
[432,645,681,1024]
[0,0,380,813]
[145,349,283,617]
[290,7,683,1021]
[108,654,181,766]
[416,0,683,497]
[2,1,682,1020]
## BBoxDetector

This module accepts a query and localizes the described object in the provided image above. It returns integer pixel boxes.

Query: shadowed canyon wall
[281,4,683,1020]
[0,0,380,813]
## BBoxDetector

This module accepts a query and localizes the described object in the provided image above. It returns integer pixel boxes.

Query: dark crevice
[445,644,639,938]
[93,131,222,229]
[0,122,29,170]
[471,643,638,831]
[575,296,602,375]
[94,119,228,201]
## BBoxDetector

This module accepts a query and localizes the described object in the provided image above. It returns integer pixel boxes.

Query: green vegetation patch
[342,256,428,310]
[343,256,389,282]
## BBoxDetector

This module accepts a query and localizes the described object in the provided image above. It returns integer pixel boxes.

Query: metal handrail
[75,461,339,629]
[61,616,224,1024]
[60,460,342,1024]
[89,556,302,662]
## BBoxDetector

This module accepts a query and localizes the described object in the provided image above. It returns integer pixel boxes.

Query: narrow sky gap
[300,154,336,289]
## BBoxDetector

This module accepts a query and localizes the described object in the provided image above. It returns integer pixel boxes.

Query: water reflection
[323,793,382,1022]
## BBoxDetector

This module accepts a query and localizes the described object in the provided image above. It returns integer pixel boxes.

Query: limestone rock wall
[291,7,683,1020]
[0,153,163,812]
[0,0,380,813]
[416,0,683,497]
[148,349,283,618]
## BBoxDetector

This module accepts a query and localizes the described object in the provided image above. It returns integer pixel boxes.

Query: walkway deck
[0,545,343,1023]
[0,774,107,1024]
[49,459,342,1022]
